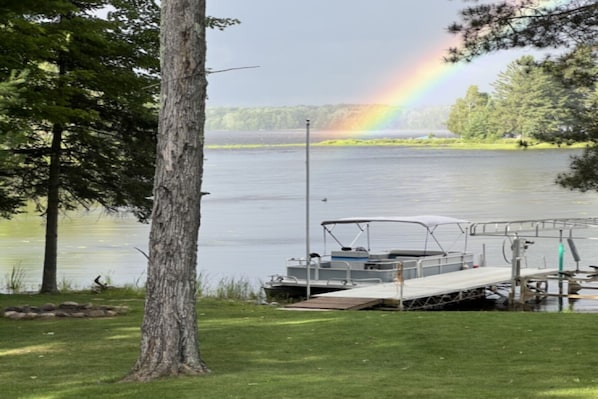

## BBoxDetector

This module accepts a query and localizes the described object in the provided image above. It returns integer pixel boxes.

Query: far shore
[206,137,590,150]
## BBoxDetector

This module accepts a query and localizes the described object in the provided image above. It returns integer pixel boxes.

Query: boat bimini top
[321,215,469,228]
[320,215,470,255]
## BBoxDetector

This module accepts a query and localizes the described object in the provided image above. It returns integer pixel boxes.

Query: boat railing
[285,252,472,284]
[286,256,330,266]
[325,278,357,287]
[364,260,403,268]
[268,274,299,284]
[286,257,323,280]
[334,261,352,282]
[350,278,384,284]
[416,253,473,277]
[286,257,308,266]
[323,261,404,286]
[325,277,383,286]
[269,273,383,288]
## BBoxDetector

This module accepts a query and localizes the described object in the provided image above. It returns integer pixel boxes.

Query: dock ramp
[285,297,383,311]
[287,267,556,311]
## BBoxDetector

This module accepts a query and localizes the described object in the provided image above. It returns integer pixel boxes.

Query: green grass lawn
[1,292,597,399]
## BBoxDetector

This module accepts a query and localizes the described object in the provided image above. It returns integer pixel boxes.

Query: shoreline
[206,138,589,150]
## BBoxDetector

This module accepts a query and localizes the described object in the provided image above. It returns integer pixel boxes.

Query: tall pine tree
[492,56,571,141]
[0,0,160,292]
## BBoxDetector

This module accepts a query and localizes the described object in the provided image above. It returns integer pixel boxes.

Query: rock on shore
[2,302,129,320]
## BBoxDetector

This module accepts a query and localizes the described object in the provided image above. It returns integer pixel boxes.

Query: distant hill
[205,104,450,131]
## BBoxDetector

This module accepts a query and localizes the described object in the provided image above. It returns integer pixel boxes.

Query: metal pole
[509,237,521,305]
[398,263,404,311]
[558,229,564,311]
[306,119,311,298]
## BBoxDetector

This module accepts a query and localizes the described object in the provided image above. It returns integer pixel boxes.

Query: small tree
[447,85,492,140]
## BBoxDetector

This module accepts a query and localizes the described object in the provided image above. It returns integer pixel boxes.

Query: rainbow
[334,0,568,133]
[333,37,461,133]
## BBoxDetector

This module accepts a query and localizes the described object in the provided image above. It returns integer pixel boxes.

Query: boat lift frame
[470,217,598,240]
[470,217,598,307]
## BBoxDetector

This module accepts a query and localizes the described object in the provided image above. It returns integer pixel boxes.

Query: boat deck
[286,266,557,310]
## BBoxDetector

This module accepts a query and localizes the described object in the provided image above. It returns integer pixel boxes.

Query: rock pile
[2,301,129,320]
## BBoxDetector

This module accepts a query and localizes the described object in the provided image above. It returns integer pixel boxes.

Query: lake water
[2,130,598,310]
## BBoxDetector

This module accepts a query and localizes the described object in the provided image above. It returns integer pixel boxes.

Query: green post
[558,242,564,273]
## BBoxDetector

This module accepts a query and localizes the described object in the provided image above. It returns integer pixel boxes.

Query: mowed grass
[1,292,597,399]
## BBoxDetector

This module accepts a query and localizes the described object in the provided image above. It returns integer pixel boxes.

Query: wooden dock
[286,267,557,311]
[285,297,383,310]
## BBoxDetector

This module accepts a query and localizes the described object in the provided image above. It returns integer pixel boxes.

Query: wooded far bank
[205,104,450,131]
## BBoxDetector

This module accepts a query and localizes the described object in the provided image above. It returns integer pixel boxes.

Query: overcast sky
[205,0,535,108]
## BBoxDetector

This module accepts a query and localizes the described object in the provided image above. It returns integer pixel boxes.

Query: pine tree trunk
[126,0,209,381]
[40,123,62,294]
[41,45,68,294]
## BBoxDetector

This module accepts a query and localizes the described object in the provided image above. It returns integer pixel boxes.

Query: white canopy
[320,215,469,228]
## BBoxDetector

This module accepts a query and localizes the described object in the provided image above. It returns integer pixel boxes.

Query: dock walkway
[287,267,556,310]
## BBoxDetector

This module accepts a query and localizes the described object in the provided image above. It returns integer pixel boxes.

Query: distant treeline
[205,105,450,131]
